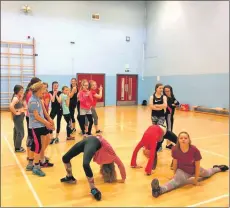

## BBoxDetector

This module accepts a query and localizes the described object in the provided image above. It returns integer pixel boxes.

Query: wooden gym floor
[1,106,229,207]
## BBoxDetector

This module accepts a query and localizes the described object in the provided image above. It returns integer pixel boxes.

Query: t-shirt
[61,93,70,115]
[78,90,93,110]
[28,94,45,129]
[43,92,51,112]
[91,90,97,107]
[172,145,202,175]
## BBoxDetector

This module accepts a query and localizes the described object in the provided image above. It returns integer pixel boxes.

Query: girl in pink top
[78,79,93,136]
[85,80,103,134]
[151,131,229,198]
[60,135,126,201]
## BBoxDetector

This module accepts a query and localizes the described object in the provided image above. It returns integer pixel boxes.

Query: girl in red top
[131,125,177,175]
[78,79,93,136]
[42,83,51,113]
[151,131,229,198]
[60,135,126,201]
[85,80,103,134]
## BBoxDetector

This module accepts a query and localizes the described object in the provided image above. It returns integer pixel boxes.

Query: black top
[49,91,62,111]
[152,93,165,117]
[166,97,180,115]
[70,89,78,106]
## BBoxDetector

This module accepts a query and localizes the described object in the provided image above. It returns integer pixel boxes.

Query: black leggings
[62,136,101,177]
[165,113,174,131]
[63,114,72,137]
[76,101,81,125]
[50,108,62,134]
[69,103,76,123]
[156,131,177,151]
[79,114,93,135]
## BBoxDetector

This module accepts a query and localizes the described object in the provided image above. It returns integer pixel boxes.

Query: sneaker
[67,136,75,141]
[96,130,102,134]
[91,188,102,201]
[50,138,59,144]
[50,138,56,145]
[151,179,161,198]
[213,165,229,172]
[15,147,26,153]
[71,128,76,134]
[40,161,54,168]
[26,164,34,171]
[166,144,174,150]
[157,146,162,152]
[32,167,45,177]
[60,176,77,184]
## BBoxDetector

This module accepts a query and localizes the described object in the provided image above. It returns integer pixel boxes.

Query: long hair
[52,81,59,91]
[89,80,96,90]
[163,85,175,100]
[100,163,117,183]
[30,81,44,93]
[155,83,163,92]
[70,78,78,89]
[12,85,24,101]
[175,131,191,150]
[23,77,41,100]
[80,79,88,90]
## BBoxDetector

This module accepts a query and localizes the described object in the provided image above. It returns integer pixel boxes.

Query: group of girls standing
[9,77,103,176]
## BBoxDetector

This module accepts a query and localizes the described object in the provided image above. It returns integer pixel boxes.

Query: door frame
[76,73,106,107]
[116,74,138,106]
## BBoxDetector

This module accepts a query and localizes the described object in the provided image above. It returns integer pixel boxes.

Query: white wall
[1,1,145,76]
[144,1,229,76]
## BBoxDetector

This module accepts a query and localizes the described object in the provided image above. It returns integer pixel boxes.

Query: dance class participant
[49,81,62,144]
[85,80,103,133]
[149,83,167,151]
[149,83,167,125]
[131,124,177,174]
[163,85,180,149]
[151,131,229,197]
[27,82,54,176]
[69,78,78,133]
[24,77,41,160]
[39,82,55,167]
[9,85,26,152]
[58,86,75,140]
[78,79,93,136]
[60,135,126,201]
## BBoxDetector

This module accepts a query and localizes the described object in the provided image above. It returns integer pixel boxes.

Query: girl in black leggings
[60,135,126,201]
[49,81,63,144]
[69,78,78,133]
[163,85,180,149]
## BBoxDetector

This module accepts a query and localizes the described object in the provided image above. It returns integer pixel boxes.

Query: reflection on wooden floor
[1,106,229,207]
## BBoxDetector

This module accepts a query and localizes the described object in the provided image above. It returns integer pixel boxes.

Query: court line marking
[199,148,229,159]
[3,135,43,207]
[186,193,229,207]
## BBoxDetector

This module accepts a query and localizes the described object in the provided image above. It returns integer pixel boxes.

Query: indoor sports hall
[1,1,229,207]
